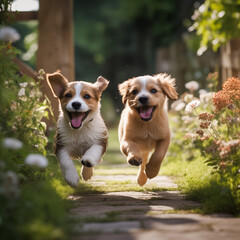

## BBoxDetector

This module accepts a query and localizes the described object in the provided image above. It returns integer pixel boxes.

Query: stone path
[69,175,240,240]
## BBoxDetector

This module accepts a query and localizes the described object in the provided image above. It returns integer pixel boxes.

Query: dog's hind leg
[146,139,170,179]
[137,152,148,186]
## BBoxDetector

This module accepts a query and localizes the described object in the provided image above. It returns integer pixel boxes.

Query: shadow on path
[68,176,240,240]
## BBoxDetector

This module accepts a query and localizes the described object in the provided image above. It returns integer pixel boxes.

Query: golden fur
[118,74,178,186]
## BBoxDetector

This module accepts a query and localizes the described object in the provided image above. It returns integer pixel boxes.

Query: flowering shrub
[169,74,240,213]
[0,44,51,154]
[195,77,240,210]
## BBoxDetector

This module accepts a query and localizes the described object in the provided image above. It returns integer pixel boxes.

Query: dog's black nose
[139,96,148,105]
[72,101,81,110]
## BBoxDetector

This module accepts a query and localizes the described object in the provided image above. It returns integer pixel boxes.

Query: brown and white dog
[46,71,109,188]
[118,74,178,186]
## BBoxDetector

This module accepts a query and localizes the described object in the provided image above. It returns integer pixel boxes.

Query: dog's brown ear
[156,74,178,100]
[118,79,131,104]
[46,72,69,98]
[94,76,109,93]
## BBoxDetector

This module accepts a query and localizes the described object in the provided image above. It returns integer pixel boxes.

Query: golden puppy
[118,74,178,186]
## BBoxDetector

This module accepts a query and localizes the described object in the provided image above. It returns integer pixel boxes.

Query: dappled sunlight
[1,0,240,239]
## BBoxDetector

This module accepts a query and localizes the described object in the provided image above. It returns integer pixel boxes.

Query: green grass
[162,155,237,214]
[94,167,138,175]
[0,153,75,240]
[73,178,176,194]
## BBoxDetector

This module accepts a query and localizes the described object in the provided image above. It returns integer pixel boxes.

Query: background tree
[74,0,196,105]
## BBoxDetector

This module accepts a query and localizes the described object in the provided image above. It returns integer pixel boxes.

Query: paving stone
[79,221,141,233]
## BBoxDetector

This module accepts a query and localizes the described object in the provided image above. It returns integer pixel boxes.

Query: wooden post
[36,0,74,126]
[220,39,240,83]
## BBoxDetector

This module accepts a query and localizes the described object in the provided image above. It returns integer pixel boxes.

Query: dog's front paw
[127,156,142,166]
[81,159,93,167]
[64,169,80,188]
[81,166,93,181]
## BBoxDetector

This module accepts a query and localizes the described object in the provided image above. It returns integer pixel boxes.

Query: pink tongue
[71,112,84,128]
[140,107,153,119]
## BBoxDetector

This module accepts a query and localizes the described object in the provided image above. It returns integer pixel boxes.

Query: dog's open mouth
[67,111,90,129]
[137,106,156,121]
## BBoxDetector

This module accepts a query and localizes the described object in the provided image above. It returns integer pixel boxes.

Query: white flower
[188,22,198,32]
[211,119,218,128]
[199,92,214,103]
[0,26,20,42]
[25,154,48,168]
[185,100,200,112]
[19,82,28,88]
[197,46,207,56]
[38,69,45,75]
[199,89,207,95]
[212,39,219,46]
[199,4,205,13]
[175,102,186,111]
[18,88,25,96]
[170,99,183,111]
[218,11,225,18]
[3,138,23,150]
[184,93,194,102]
[185,81,199,92]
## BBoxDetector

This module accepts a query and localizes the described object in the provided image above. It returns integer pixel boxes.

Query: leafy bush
[0,42,72,239]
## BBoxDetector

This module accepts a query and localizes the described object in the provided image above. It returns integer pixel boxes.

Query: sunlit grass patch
[148,207,203,215]
[94,166,138,175]
[73,177,177,194]
[163,156,237,214]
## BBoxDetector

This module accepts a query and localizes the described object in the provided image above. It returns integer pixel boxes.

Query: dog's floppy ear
[46,71,69,98]
[155,74,178,100]
[118,79,131,104]
[94,76,109,93]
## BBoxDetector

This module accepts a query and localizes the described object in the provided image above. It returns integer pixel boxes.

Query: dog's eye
[132,89,138,95]
[84,94,91,99]
[150,88,157,94]
[65,93,72,98]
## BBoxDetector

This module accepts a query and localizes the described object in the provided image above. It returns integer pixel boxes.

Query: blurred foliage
[74,0,195,105]
[12,20,38,69]
[0,41,72,239]
[190,0,240,54]
[0,0,14,25]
